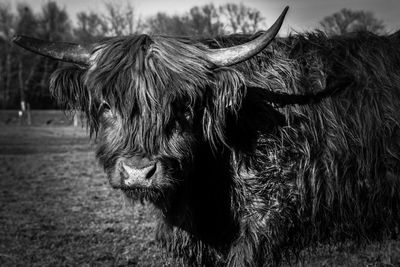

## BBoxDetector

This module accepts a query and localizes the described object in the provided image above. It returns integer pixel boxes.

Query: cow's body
[13,9,400,266]
[148,31,400,266]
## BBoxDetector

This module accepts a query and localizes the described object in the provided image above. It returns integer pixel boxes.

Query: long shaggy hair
[50,30,400,266]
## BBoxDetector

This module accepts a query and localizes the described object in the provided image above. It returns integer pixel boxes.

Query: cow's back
[279,32,400,242]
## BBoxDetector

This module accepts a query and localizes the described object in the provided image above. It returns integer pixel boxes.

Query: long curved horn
[12,35,91,66]
[206,6,289,67]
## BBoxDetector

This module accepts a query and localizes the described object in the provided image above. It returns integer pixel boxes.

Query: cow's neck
[163,145,239,248]
[156,87,288,248]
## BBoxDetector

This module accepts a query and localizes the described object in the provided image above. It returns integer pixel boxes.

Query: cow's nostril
[145,164,157,179]
[120,170,128,180]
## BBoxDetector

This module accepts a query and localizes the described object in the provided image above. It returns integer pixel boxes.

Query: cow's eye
[184,111,192,120]
[98,101,111,115]
[182,105,194,120]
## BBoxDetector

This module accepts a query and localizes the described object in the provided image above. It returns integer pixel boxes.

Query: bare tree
[147,12,191,36]
[320,9,385,36]
[219,3,265,34]
[103,1,142,36]
[74,11,108,42]
[147,3,263,37]
[188,4,222,37]
[0,2,14,108]
[0,3,14,39]
[147,5,222,37]
[40,1,71,41]
[31,1,72,109]
[16,4,37,117]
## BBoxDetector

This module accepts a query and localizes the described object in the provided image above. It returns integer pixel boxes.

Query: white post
[73,112,79,127]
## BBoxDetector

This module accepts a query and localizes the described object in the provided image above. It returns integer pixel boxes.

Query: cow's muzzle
[120,161,157,188]
[109,157,160,189]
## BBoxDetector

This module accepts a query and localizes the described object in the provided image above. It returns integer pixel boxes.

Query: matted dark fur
[50,30,400,266]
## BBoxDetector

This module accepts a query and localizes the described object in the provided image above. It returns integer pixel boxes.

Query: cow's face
[12,7,288,209]
[95,95,198,208]
[49,34,246,208]
[91,36,207,207]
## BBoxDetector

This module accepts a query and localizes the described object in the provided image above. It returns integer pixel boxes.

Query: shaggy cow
[13,7,400,266]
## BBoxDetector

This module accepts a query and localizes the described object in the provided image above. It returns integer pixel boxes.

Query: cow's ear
[50,66,91,113]
[202,69,245,148]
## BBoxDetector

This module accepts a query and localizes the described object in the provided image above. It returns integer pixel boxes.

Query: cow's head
[13,8,288,210]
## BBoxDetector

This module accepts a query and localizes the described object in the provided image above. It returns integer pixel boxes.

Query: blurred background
[0,0,399,120]
[1,1,400,266]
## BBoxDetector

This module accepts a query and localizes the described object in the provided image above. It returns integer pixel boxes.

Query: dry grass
[0,125,176,266]
[0,119,399,266]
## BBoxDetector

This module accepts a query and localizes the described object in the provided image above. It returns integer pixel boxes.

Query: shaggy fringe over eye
[48,34,251,152]
[54,34,248,153]
[50,66,100,134]
[203,68,246,149]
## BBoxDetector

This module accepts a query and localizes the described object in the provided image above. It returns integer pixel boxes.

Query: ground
[0,110,399,266]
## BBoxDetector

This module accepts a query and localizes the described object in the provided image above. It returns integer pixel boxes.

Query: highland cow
[13,6,400,266]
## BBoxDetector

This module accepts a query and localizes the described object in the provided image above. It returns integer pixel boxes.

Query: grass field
[0,114,399,266]
[0,124,177,266]
[0,110,78,126]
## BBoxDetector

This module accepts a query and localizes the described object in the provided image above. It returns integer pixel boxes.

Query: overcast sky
[4,0,400,33]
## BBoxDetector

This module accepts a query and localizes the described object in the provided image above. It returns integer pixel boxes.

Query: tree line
[0,1,385,109]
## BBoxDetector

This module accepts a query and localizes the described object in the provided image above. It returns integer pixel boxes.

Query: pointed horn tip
[283,6,289,13]
[265,6,289,36]
[282,6,289,20]
[276,6,289,26]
